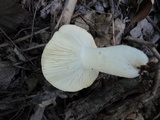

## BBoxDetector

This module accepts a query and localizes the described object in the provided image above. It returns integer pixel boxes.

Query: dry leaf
[150,32,160,43]
[95,14,125,46]
[30,106,45,120]
[95,13,112,36]
[13,47,26,61]
[40,0,62,18]
[125,112,137,120]
[130,19,153,38]
[0,0,29,33]
[114,18,126,44]
[0,61,15,90]
[95,35,111,47]
[119,0,132,5]
[39,99,54,107]
[25,76,38,92]
[125,0,152,34]
[95,1,104,13]
[130,25,142,38]
[101,0,109,8]
[131,0,152,23]
[75,11,95,31]
[136,113,144,120]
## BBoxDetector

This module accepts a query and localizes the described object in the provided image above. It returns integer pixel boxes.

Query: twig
[9,107,24,120]
[124,36,160,103]
[30,0,41,43]
[152,63,160,95]
[151,47,160,61]
[0,27,49,48]
[78,15,96,30]
[13,56,40,66]
[0,43,8,48]
[0,28,37,69]
[55,0,78,29]
[14,27,32,38]
[147,16,160,33]
[111,0,116,45]
[124,36,160,61]
[16,27,49,43]
[21,43,46,52]
[124,36,157,47]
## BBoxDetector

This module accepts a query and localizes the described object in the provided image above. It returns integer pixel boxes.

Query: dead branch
[111,0,116,45]
[64,78,150,120]
[147,17,160,33]
[152,63,160,95]
[0,28,37,68]
[124,36,157,47]
[13,56,40,66]
[21,43,46,52]
[0,27,49,48]
[30,0,42,43]
[124,36,160,61]
[55,0,78,28]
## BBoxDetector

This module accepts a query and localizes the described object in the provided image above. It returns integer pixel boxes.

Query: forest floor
[0,0,160,120]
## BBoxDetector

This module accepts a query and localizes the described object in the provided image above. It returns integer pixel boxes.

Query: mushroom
[41,25,148,92]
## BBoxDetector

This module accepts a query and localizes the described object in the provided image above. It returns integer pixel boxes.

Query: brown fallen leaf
[125,0,152,34]
[132,0,152,23]
[75,11,95,31]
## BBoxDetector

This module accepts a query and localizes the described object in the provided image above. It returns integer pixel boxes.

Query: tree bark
[64,78,151,120]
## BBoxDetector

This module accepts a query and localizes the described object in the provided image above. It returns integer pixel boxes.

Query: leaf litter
[0,0,160,120]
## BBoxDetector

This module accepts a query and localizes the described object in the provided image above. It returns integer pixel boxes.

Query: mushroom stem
[81,45,148,78]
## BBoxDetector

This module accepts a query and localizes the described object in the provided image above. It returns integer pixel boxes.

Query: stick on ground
[55,0,78,28]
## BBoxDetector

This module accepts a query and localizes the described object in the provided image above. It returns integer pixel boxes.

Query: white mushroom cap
[42,25,149,92]
[41,25,99,92]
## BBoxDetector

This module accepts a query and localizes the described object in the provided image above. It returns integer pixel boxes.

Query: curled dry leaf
[125,0,152,34]
[131,0,152,23]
